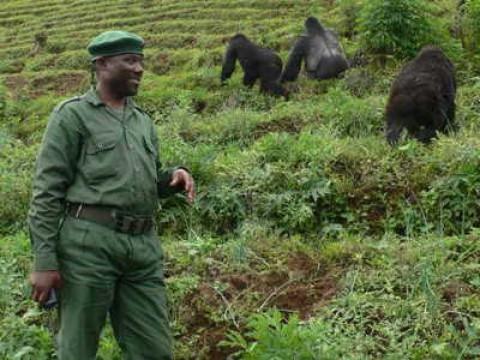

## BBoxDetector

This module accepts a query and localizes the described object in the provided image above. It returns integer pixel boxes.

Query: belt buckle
[131,216,151,235]
[113,212,150,235]
[138,217,152,235]
[113,212,132,234]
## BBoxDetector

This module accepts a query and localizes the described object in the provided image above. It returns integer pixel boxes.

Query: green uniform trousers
[57,216,172,360]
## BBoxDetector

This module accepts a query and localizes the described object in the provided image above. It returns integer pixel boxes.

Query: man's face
[101,53,144,97]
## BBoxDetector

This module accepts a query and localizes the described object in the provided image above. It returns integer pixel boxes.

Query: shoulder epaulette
[54,96,83,112]
[133,104,151,117]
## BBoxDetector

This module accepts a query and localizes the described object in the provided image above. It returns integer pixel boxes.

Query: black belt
[67,203,153,236]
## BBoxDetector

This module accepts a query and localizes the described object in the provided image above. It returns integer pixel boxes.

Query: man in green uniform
[28,30,195,359]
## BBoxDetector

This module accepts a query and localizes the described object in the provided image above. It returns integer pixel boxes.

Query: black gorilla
[281,17,349,82]
[221,34,288,99]
[385,46,456,145]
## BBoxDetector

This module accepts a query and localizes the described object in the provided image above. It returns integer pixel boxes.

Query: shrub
[333,0,364,38]
[460,0,480,53]
[222,310,349,359]
[358,0,435,61]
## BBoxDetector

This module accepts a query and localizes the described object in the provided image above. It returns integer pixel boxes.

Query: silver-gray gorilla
[281,17,348,82]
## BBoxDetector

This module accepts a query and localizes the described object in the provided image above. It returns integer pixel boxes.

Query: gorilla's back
[305,36,324,71]
[305,31,348,79]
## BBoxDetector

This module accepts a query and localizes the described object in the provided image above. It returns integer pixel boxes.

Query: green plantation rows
[0,0,65,13]
[0,21,298,63]
[5,15,304,50]
[0,0,314,18]
[10,0,314,26]
[0,0,314,31]
[0,0,135,17]
[3,13,300,52]
[0,1,318,54]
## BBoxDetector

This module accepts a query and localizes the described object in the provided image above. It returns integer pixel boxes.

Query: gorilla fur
[385,46,456,145]
[281,16,349,82]
[221,34,288,99]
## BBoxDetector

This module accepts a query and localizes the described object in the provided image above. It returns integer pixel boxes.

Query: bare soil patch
[253,116,305,138]
[178,252,341,359]
[5,71,88,99]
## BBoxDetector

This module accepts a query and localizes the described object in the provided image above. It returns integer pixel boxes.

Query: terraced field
[1,0,480,359]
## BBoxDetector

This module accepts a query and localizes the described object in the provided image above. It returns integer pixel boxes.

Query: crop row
[0,1,316,33]
[0,22,299,67]
[1,6,306,51]
[0,0,316,22]
[2,3,308,44]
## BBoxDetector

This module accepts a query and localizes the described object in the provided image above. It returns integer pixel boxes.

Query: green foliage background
[1,0,480,359]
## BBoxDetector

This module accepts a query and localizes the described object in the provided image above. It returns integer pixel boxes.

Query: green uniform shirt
[29,89,176,271]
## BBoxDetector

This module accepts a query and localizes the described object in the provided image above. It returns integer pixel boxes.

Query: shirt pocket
[143,135,158,178]
[143,135,156,155]
[141,135,159,200]
[83,133,121,184]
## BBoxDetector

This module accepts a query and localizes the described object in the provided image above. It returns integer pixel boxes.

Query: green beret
[87,30,144,61]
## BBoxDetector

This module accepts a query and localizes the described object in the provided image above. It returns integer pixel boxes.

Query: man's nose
[134,62,144,74]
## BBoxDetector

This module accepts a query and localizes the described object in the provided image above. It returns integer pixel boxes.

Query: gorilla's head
[231,33,250,44]
[233,33,247,40]
[305,16,324,35]
[418,45,446,62]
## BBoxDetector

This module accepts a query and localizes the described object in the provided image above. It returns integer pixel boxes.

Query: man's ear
[96,57,113,73]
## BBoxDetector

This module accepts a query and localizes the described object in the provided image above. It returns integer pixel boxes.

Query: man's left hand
[169,168,195,203]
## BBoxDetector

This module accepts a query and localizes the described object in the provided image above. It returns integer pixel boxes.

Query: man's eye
[126,58,143,66]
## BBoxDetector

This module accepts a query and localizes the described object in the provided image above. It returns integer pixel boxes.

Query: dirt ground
[5,71,88,99]
[178,252,340,359]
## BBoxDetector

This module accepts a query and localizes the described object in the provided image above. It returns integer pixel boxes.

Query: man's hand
[169,168,195,203]
[30,270,62,304]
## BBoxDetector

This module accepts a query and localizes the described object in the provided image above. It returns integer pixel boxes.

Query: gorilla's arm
[385,119,403,146]
[267,82,289,100]
[280,37,307,82]
[221,43,238,84]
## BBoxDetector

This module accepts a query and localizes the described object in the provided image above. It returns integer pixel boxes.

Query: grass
[1,0,480,358]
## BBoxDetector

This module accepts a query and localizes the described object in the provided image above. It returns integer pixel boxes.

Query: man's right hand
[30,271,62,304]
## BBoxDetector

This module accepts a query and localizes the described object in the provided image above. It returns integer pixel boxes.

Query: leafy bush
[460,0,480,53]
[223,310,346,359]
[358,0,435,61]
[333,0,364,38]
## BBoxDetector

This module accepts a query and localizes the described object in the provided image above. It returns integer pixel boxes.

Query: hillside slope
[1,0,480,359]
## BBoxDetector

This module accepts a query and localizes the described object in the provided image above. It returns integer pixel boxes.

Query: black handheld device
[42,288,58,310]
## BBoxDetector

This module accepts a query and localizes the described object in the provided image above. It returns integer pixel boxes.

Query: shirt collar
[84,88,104,107]
[126,96,137,109]
[84,88,136,109]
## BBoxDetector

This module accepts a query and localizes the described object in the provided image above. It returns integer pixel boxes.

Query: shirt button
[128,145,133,150]
[134,166,139,172]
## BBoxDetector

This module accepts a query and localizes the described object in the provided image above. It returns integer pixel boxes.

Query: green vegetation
[359,0,435,61]
[460,0,480,54]
[1,0,480,359]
